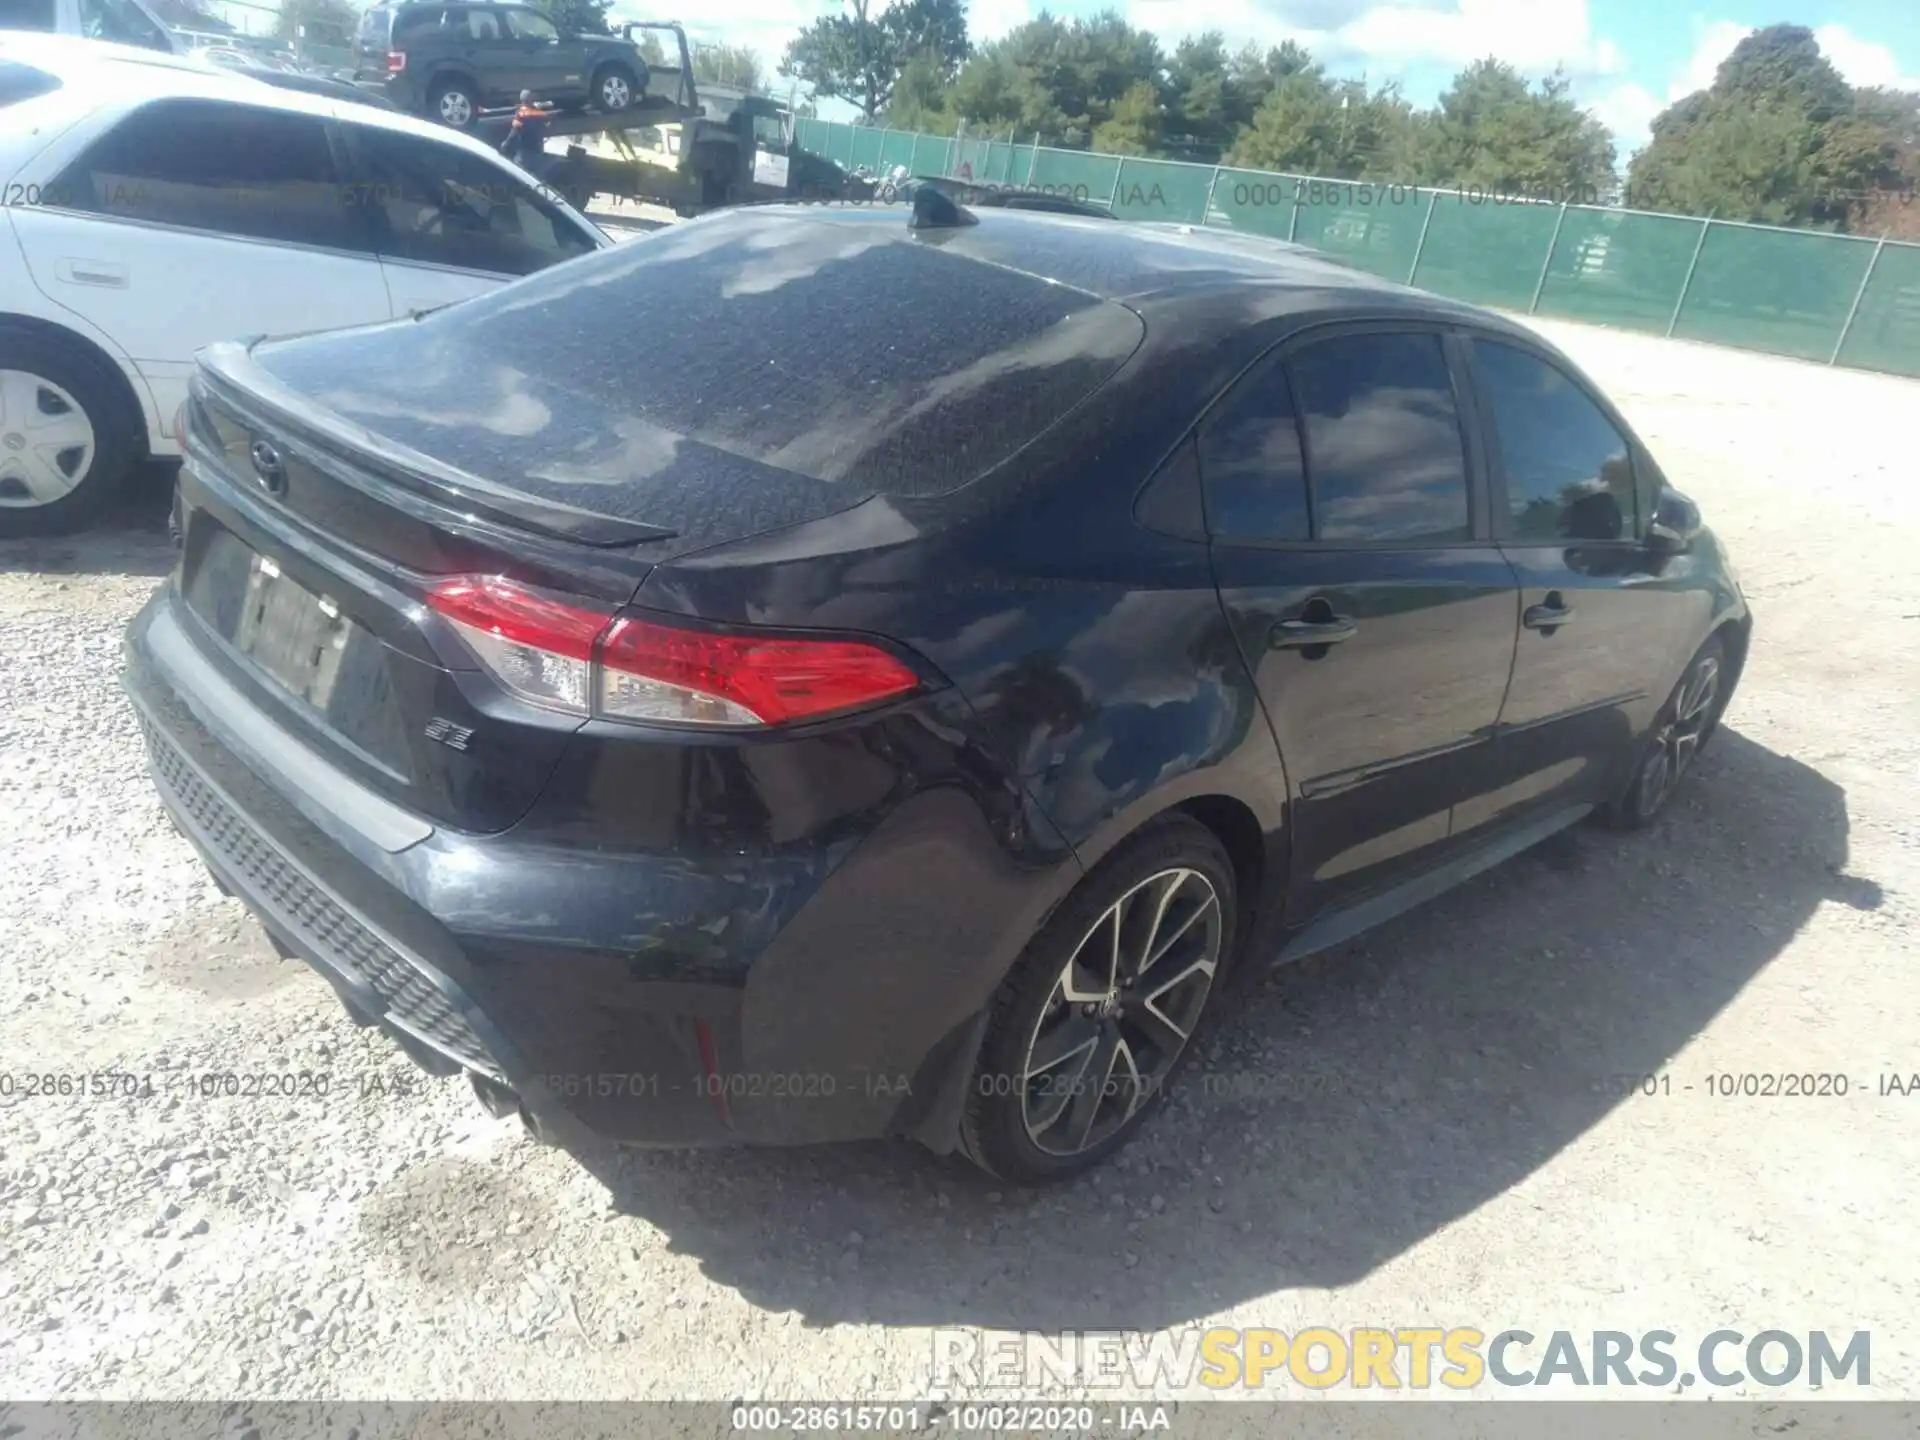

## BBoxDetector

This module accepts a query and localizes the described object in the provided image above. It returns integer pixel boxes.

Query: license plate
[232,552,351,710]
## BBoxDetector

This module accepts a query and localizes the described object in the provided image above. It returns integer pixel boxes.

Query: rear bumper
[123,586,1074,1152]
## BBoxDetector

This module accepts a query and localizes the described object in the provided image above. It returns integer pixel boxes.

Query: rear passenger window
[1198,361,1309,542]
[1473,339,1637,542]
[54,100,361,251]
[344,124,598,275]
[465,9,502,39]
[0,0,58,30]
[1288,331,1472,544]
[504,8,557,39]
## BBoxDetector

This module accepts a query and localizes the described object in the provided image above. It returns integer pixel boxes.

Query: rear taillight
[386,49,407,72]
[424,576,923,728]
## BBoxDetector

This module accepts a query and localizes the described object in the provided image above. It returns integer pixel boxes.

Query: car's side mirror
[1645,486,1701,557]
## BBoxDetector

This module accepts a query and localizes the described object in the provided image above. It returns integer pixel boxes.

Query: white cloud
[1813,23,1920,92]
[1667,18,1747,101]
[1127,0,1621,80]
[968,0,1033,45]
[1587,80,1662,155]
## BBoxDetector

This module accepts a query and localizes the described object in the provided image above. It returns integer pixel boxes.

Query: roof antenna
[909,184,978,231]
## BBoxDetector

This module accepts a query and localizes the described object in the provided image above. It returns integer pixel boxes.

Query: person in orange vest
[501,90,553,171]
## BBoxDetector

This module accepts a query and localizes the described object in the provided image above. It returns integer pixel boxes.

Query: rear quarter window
[0,59,61,106]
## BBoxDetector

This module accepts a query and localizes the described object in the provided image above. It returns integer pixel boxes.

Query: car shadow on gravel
[0,462,176,578]
[572,727,1874,1332]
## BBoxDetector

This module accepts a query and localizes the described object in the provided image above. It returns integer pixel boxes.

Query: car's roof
[731,202,1512,327]
[0,32,534,164]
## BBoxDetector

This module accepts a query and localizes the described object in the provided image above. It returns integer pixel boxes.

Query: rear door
[9,97,389,429]
[334,119,603,314]
[1203,324,1521,922]
[1455,332,1692,833]
[499,6,573,97]
[446,4,518,105]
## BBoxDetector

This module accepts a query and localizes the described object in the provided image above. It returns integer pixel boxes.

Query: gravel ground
[1,318,1916,1403]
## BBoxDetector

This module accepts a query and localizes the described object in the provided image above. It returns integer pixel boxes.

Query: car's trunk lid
[176,345,880,838]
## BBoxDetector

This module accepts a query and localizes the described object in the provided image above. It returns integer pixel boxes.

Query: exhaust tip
[518,1102,551,1145]
[468,1070,519,1120]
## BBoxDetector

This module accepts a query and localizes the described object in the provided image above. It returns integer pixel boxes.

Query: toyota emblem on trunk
[249,438,287,493]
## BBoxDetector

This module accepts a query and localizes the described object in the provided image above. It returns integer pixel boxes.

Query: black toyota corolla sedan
[125,199,1750,1183]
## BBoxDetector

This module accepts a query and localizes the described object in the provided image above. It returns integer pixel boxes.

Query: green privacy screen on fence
[784,120,1920,379]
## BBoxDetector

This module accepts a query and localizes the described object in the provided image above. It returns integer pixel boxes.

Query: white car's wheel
[0,333,137,538]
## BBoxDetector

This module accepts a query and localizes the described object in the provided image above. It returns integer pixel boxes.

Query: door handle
[54,258,128,288]
[1523,593,1575,631]
[1270,616,1357,649]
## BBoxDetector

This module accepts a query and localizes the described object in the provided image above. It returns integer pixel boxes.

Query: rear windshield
[254,210,1145,503]
[390,7,444,40]
[0,58,60,106]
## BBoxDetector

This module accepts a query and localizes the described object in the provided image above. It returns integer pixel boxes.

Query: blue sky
[633,0,1920,156]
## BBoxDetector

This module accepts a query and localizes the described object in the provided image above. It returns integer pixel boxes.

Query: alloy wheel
[1637,654,1720,815]
[600,74,630,110]
[0,370,96,509]
[1019,867,1222,1157]
[438,89,473,125]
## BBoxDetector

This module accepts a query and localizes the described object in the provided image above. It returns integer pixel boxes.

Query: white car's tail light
[423,576,923,728]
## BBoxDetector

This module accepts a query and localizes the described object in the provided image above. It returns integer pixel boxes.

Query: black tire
[591,63,636,114]
[959,814,1238,1184]
[427,77,476,127]
[0,328,139,539]
[1599,633,1728,830]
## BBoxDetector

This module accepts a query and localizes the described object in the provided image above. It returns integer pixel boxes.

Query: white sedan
[0,33,611,536]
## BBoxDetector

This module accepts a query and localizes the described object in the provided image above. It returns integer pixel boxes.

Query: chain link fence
[790,119,1920,379]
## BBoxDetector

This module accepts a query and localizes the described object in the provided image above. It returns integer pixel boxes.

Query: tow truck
[467,20,861,216]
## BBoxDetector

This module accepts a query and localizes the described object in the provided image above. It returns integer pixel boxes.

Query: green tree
[1163,32,1232,152]
[886,49,961,133]
[692,42,763,93]
[1415,60,1614,198]
[532,0,611,36]
[1092,79,1162,155]
[947,10,1161,147]
[783,0,969,120]
[273,0,357,47]
[1630,24,1904,229]
[1228,72,1417,179]
[1852,87,1920,237]
[1226,40,1315,129]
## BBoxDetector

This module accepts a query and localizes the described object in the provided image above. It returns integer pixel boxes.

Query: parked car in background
[0,0,175,52]
[0,34,610,536]
[354,1,649,128]
[220,61,403,110]
[128,202,1750,1183]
